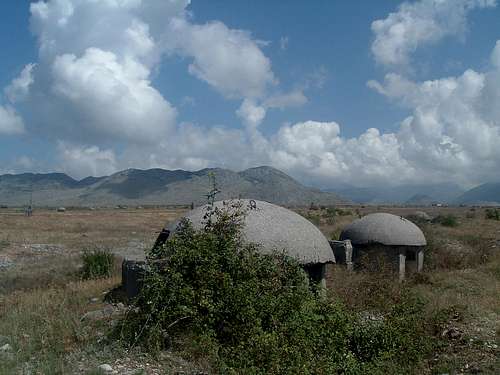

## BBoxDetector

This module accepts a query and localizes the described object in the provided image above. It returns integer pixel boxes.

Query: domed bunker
[121,200,335,299]
[167,199,335,289]
[339,213,426,280]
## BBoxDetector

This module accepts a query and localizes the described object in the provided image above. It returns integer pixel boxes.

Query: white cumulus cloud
[5,64,36,103]
[57,142,117,179]
[366,41,500,185]
[0,105,25,135]
[236,99,267,128]
[371,0,496,67]
[165,18,276,99]
[50,47,176,143]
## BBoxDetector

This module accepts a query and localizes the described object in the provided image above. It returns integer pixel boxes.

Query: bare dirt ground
[0,205,499,374]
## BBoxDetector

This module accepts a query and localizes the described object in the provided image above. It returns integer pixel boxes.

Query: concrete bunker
[338,213,426,280]
[169,199,336,289]
[122,199,335,298]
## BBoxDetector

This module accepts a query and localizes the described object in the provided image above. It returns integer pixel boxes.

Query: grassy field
[0,206,499,374]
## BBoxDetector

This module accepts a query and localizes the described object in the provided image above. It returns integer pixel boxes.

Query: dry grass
[0,207,185,250]
[0,207,191,373]
[315,206,500,374]
[0,277,120,374]
[0,206,499,373]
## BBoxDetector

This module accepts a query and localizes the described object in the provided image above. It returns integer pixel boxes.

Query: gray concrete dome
[168,199,335,265]
[340,213,426,246]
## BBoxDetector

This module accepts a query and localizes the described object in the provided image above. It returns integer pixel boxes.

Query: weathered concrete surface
[122,260,146,299]
[340,213,426,246]
[399,252,406,282]
[329,240,353,271]
[417,249,424,272]
[168,199,335,265]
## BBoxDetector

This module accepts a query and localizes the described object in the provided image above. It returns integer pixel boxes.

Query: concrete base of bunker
[122,260,146,300]
[329,240,353,271]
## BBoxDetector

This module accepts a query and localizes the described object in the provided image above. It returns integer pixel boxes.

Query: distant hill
[326,183,464,204]
[405,194,435,206]
[0,166,345,207]
[455,182,500,205]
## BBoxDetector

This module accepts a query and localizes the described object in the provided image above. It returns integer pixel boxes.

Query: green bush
[432,214,458,227]
[302,211,321,226]
[336,208,352,216]
[485,208,500,220]
[323,207,337,225]
[81,248,115,280]
[119,203,434,373]
[0,238,9,251]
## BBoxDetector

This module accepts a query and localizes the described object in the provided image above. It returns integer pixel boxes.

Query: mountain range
[1,166,498,207]
[0,166,345,207]
[325,183,465,205]
[454,182,500,205]
[327,181,500,206]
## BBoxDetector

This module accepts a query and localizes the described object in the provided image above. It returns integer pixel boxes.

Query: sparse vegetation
[0,206,499,373]
[336,208,353,216]
[465,211,476,219]
[432,214,459,227]
[485,208,500,220]
[0,238,9,251]
[322,207,337,224]
[119,206,437,374]
[0,278,120,374]
[305,213,320,226]
[81,248,115,280]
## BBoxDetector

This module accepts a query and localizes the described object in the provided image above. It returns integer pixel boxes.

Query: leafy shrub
[0,238,9,251]
[485,208,500,220]
[323,207,337,224]
[81,248,115,280]
[336,208,352,216]
[119,202,434,373]
[330,229,341,241]
[432,214,458,227]
[304,213,320,226]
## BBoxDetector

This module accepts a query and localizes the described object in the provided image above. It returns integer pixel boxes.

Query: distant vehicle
[57,207,66,212]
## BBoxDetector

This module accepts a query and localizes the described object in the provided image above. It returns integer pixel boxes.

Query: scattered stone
[98,364,113,372]
[0,258,13,269]
[441,327,461,339]
[25,244,65,254]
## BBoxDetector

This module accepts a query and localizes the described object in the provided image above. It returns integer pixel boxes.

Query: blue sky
[1,0,500,188]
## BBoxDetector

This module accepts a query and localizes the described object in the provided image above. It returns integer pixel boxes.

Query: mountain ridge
[326,182,465,204]
[0,166,345,207]
[455,182,500,205]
